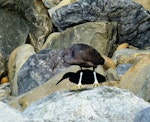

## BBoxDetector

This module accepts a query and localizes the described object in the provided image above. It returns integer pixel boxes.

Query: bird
[58,43,105,88]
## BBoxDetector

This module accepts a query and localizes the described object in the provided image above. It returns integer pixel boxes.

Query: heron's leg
[93,68,99,87]
[78,71,83,87]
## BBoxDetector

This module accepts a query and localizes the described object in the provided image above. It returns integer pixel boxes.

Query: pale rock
[8,44,35,96]
[23,86,150,122]
[112,49,150,65]
[120,54,150,102]
[106,68,120,81]
[0,101,28,122]
[0,83,11,102]
[42,22,117,56]
[48,0,77,17]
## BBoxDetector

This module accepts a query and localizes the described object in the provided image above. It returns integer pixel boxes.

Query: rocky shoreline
[0,0,150,121]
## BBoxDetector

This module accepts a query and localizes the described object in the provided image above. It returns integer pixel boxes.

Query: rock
[0,52,5,76]
[8,66,106,111]
[0,101,28,121]
[133,0,150,10]
[8,44,35,96]
[0,83,11,102]
[48,0,77,17]
[102,55,116,69]
[0,9,29,56]
[134,107,150,122]
[106,68,120,81]
[17,48,68,95]
[43,0,62,8]
[42,22,117,56]
[1,77,9,84]
[116,43,129,50]
[112,49,150,65]
[52,0,150,49]
[0,0,52,53]
[116,64,133,77]
[23,86,150,122]
[120,54,150,102]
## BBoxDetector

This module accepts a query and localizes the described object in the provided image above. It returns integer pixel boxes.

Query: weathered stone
[120,54,150,102]
[23,86,150,122]
[42,22,117,56]
[0,83,11,102]
[106,68,120,81]
[0,0,52,52]
[52,0,150,49]
[134,107,150,122]
[0,101,28,121]
[116,64,133,77]
[8,44,35,96]
[17,48,68,95]
[8,66,106,111]
[133,0,150,10]
[0,9,29,56]
[43,0,62,8]
[48,0,77,17]
[112,49,150,65]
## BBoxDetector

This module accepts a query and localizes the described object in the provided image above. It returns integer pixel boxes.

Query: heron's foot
[92,81,99,87]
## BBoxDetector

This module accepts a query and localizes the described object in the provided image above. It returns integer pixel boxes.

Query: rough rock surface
[0,9,29,56]
[23,86,150,122]
[120,54,150,102]
[17,49,68,95]
[134,107,150,122]
[0,101,28,122]
[52,0,150,49]
[0,0,52,53]
[42,22,117,55]
[8,44,35,96]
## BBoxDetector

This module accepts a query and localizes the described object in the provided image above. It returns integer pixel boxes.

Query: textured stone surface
[17,49,68,95]
[0,101,28,122]
[120,54,150,102]
[8,44,35,96]
[0,0,52,52]
[0,9,29,56]
[134,107,150,122]
[112,49,150,65]
[52,0,150,49]
[23,86,150,122]
[42,22,117,56]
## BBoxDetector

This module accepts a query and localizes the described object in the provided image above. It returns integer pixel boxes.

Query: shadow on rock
[56,69,106,85]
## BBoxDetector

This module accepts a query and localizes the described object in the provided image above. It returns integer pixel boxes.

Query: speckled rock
[23,86,150,122]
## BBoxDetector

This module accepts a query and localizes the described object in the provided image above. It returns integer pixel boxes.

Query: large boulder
[0,0,52,55]
[52,0,150,49]
[0,101,28,122]
[23,86,150,122]
[0,9,29,56]
[42,22,117,56]
[8,44,35,96]
[120,54,150,102]
[17,48,68,95]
